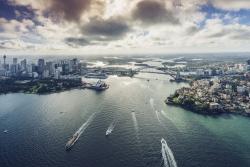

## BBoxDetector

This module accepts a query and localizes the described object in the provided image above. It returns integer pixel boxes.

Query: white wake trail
[149,98,155,110]
[149,98,161,123]
[161,138,178,167]
[76,113,96,137]
[132,112,139,133]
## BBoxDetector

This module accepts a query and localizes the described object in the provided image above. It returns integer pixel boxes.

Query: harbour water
[0,73,250,167]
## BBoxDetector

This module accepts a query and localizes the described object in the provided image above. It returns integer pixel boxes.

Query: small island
[166,76,250,117]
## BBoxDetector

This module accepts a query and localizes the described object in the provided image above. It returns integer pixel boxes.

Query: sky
[0,0,250,55]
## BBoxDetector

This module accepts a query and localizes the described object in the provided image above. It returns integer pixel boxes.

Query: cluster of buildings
[0,55,86,80]
[187,60,250,77]
[167,60,250,116]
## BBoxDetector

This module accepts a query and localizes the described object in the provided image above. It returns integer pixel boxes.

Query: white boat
[105,129,112,136]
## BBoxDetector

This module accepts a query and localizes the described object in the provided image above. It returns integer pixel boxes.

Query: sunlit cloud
[0,0,250,55]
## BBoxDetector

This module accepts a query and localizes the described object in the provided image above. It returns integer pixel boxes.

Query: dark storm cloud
[132,0,179,25]
[48,0,92,22]
[82,18,130,37]
[65,17,131,47]
[65,37,90,47]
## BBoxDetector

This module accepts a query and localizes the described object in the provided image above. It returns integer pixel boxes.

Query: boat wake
[150,98,161,122]
[65,113,96,150]
[149,98,155,110]
[132,112,139,132]
[106,121,116,136]
[161,138,177,167]
[155,110,161,123]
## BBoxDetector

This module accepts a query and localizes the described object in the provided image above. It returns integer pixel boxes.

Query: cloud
[209,0,250,10]
[1,0,250,54]
[230,29,250,40]
[65,37,90,47]
[47,0,92,22]
[82,17,130,39]
[131,0,179,25]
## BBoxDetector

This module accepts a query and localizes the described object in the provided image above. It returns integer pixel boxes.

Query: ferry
[105,129,112,136]
[161,138,167,145]
[65,133,79,151]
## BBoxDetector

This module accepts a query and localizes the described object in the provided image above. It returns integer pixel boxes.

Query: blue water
[0,73,250,167]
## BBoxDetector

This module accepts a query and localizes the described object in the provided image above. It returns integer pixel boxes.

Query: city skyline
[0,0,250,55]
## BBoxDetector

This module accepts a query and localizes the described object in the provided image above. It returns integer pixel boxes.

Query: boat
[161,138,167,145]
[3,130,8,133]
[105,129,112,136]
[65,133,79,151]
[88,80,109,91]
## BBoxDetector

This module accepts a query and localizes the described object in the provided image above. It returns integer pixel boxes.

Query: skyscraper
[37,59,45,76]
[13,58,18,64]
[3,55,6,65]
[2,55,6,70]
[21,59,27,71]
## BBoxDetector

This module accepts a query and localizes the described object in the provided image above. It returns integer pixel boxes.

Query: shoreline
[165,95,250,117]
[0,78,83,95]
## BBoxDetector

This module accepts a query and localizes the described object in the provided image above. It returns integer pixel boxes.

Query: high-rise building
[21,59,27,71]
[10,64,18,76]
[37,59,45,76]
[62,63,69,75]
[3,55,6,69]
[13,58,18,64]
[3,55,6,66]
[46,61,54,76]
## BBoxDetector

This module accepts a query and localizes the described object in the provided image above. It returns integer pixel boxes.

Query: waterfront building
[209,103,220,110]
